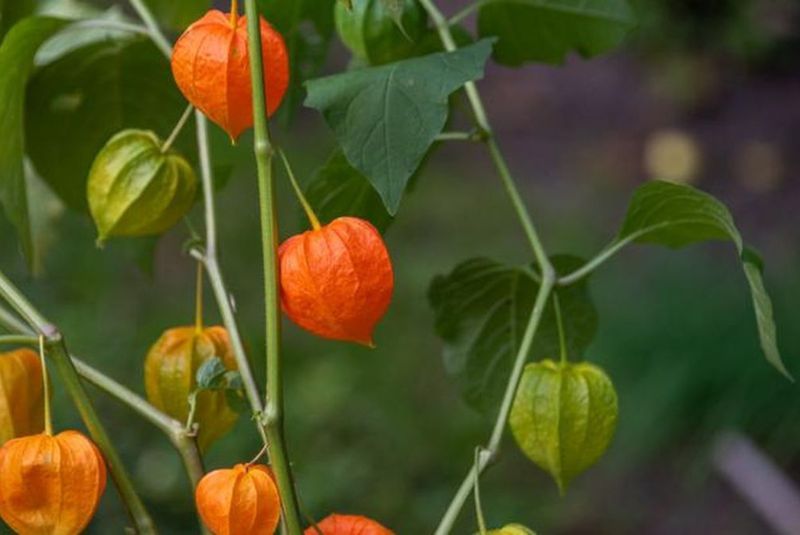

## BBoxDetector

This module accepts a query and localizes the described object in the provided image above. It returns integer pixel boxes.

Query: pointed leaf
[618,180,791,379]
[429,255,598,411]
[305,39,494,214]
[477,0,635,66]
[0,16,69,266]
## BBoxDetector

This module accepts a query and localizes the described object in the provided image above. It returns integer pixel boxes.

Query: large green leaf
[617,180,791,379]
[477,0,635,66]
[305,39,494,214]
[0,16,69,265]
[260,0,336,117]
[304,149,393,233]
[25,38,195,212]
[429,256,598,411]
[0,0,35,40]
[142,0,210,30]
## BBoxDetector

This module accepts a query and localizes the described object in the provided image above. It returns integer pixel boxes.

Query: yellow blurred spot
[644,129,701,184]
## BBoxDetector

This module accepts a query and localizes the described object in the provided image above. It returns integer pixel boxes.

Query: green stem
[418,0,554,280]
[473,448,488,535]
[435,276,554,535]
[162,104,194,153]
[279,149,322,231]
[127,0,173,57]
[243,0,302,532]
[436,131,480,142]
[0,334,38,345]
[0,272,157,533]
[38,336,53,436]
[192,113,269,447]
[418,0,556,532]
[0,302,210,534]
[557,225,672,286]
[553,293,567,364]
[448,1,485,25]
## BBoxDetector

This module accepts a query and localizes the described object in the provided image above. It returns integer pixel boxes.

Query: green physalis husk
[486,524,537,535]
[87,129,197,245]
[335,0,427,66]
[509,359,618,494]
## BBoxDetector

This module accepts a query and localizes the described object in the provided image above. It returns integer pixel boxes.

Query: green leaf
[25,38,195,212]
[510,360,618,493]
[260,0,336,118]
[429,255,598,411]
[477,0,635,66]
[618,180,791,379]
[141,0,210,30]
[196,357,228,390]
[305,149,393,233]
[0,0,35,40]
[306,39,494,214]
[0,16,69,265]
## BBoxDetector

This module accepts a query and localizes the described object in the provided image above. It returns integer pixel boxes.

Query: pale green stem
[417,0,556,532]
[278,149,322,230]
[127,0,173,57]
[417,0,554,280]
[0,334,38,345]
[436,131,480,142]
[0,271,157,533]
[38,336,53,436]
[243,0,303,532]
[162,104,194,153]
[126,0,270,448]
[474,448,488,535]
[553,293,567,364]
[448,1,485,25]
[0,303,209,533]
[435,277,554,534]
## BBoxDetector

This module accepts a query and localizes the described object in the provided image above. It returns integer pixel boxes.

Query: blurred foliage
[0,0,798,533]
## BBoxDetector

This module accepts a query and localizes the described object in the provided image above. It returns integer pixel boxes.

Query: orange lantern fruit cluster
[144,326,240,451]
[196,463,281,535]
[278,217,394,346]
[306,513,395,534]
[0,430,107,534]
[0,348,44,445]
[171,9,290,140]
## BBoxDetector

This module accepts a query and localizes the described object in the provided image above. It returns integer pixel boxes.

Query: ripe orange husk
[196,463,281,535]
[278,217,394,345]
[305,513,395,535]
[171,10,290,140]
[0,348,44,445]
[0,431,107,535]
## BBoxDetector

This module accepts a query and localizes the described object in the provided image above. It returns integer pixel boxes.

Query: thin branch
[0,271,156,533]
[435,275,555,534]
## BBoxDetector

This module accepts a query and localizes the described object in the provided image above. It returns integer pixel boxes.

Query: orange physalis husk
[278,217,394,346]
[196,463,281,535]
[171,10,290,140]
[0,348,45,446]
[144,326,240,451]
[0,430,107,535]
[305,513,395,535]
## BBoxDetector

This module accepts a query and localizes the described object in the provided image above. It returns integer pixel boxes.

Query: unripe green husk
[509,360,618,494]
[335,0,427,66]
[87,129,197,245]
[487,524,537,535]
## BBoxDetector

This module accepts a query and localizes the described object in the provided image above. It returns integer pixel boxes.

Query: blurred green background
[1,0,799,533]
